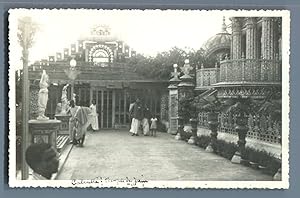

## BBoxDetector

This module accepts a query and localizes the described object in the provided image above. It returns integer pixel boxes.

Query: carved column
[245,17,258,59]
[178,60,195,143]
[261,17,276,60]
[231,17,242,60]
[168,64,181,135]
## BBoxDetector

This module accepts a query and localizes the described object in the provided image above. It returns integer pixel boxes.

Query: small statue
[72,93,77,105]
[55,103,62,115]
[180,59,193,76]
[60,84,69,114]
[37,70,49,120]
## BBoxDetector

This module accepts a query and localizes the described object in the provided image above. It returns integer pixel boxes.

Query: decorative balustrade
[197,112,281,144]
[196,68,220,88]
[219,58,281,83]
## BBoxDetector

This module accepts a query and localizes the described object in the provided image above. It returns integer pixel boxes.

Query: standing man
[89,99,99,132]
[129,98,143,136]
[68,99,91,147]
[67,100,80,144]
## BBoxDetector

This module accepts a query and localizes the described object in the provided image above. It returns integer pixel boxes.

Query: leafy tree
[126,47,215,80]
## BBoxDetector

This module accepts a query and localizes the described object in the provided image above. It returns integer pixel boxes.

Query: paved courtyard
[57,130,272,181]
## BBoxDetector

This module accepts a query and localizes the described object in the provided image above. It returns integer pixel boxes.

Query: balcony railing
[219,58,282,83]
[196,68,220,88]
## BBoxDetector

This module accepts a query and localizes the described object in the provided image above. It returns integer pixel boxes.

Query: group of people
[24,98,159,180]
[129,98,158,137]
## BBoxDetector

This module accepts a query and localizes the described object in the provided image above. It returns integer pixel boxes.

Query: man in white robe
[89,99,99,131]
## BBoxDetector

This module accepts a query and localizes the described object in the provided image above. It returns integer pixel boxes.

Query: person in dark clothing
[25,143,59,180]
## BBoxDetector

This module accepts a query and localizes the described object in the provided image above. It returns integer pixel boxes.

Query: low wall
[183,126,281,159]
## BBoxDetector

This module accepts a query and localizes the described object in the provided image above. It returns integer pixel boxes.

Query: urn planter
[175,117,184,140]
[231,114,249,164]
[205,112,219,152]
[187,118,198,144]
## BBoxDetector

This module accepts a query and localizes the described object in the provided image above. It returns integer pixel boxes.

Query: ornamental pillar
[231,17,242,60]
[245,17,258,59]
[261,17,276,60]
[178,59,195,99]
[168,64,181,135]
[177,60,195,143]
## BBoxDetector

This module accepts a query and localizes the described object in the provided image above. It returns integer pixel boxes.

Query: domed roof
[202,17,231,57]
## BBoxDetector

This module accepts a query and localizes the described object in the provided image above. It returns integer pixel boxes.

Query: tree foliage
[126,47,216,80]
[178,94,197,123]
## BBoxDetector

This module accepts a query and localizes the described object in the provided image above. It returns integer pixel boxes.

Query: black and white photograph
[8,9,289,188]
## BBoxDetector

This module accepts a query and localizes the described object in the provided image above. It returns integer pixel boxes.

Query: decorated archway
[89,44,114,66]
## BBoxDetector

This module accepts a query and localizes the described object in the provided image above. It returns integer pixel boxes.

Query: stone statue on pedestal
[37,70,49,120]
[60,84,69,114]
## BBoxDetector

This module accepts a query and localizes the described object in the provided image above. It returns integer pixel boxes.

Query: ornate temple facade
[169,17,282,156]
[196,17,281,92]
[27,25,169,129]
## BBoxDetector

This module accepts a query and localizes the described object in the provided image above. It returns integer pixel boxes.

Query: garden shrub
[183,135,280,176]
[180,130,192,142]
[195,135,211,149]
[211,139,238,160]
[243,147,281,176]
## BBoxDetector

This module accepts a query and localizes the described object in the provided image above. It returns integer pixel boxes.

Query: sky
[9,9,234,71]
[8,9,289,71]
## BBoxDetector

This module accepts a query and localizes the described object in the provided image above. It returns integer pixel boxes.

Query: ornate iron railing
[219,58,282,83]
[196,68,220,88]
[197,112,281,144]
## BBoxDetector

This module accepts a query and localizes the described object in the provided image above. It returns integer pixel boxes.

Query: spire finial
[221,16,227,33]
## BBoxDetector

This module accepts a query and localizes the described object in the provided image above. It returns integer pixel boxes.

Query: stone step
[56,135,69,153]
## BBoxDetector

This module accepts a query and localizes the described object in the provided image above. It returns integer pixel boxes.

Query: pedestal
[187,136,195,144]
[28,119,61,151]
[205,124,218,152]
[175,116,183,140]
[231,117,248,164]
[188,118,198,145]
[175,133,181,140]
[55,114,71,135]
[205,112,219,153]
[169,117,179,135]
